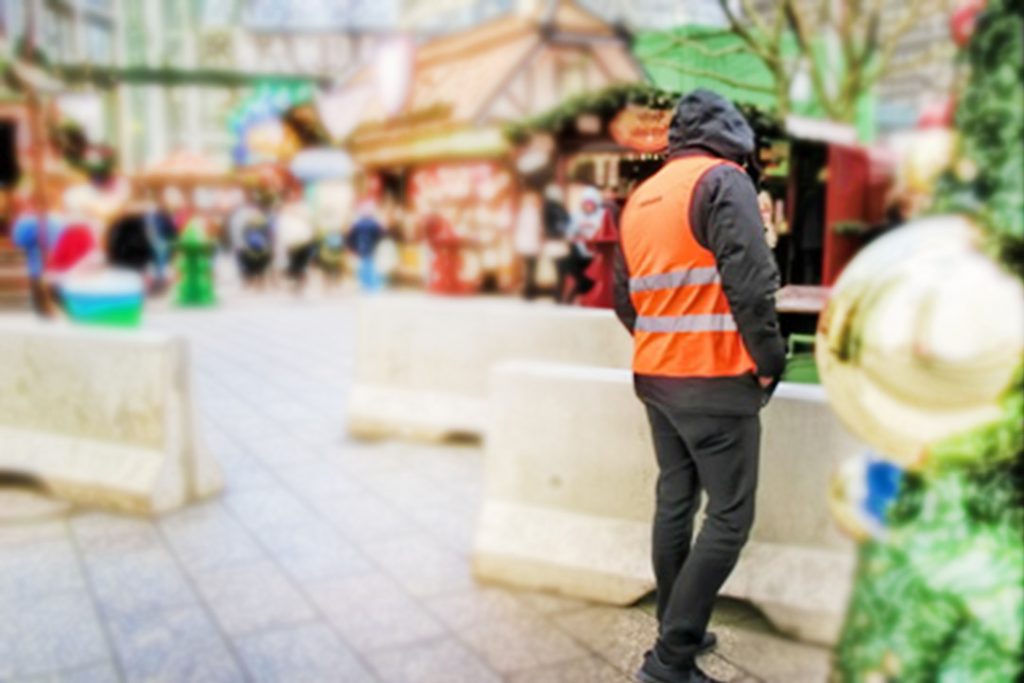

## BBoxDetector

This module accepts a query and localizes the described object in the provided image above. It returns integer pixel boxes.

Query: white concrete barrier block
[716,382,863,645]
[474,361,864,644]
[348,294,632,440]
[754,382,863,553]
[473,362,656,604]
[347,384,485,441]
[721,541,855,646]
[0,321,223,514]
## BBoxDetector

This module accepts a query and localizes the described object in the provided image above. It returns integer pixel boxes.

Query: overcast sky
[199,0,732,32]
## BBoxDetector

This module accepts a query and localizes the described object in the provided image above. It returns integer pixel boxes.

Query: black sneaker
[697,631,718,655]
[682,666,726,683]
[635,645,723,683]
[634,655,674,683]
[635,664,725,683]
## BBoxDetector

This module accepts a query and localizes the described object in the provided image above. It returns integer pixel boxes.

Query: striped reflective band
[629,267,720,292]
[635,314,738,333]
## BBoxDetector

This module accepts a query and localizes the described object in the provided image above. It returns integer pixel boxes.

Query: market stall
[343,0,643,293]
[506,84,679,197]
[505,83,785,307]
[131,151,241,238]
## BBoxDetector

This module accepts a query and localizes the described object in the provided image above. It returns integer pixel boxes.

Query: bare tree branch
[883,43,955,79]
[656,35,749,60]
[818,0,832,32]
[736,0,771,37]
[644,58,777,95]
[871,0,931,84]
[838,0,859,74]
[688,41,750,59]
[768,1,791,69]
[716,0,784,69]
[874,0,954,82]
[856,0,883,69]
[783,0,843,119]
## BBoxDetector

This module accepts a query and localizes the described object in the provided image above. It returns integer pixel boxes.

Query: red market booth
[343,0,643,293]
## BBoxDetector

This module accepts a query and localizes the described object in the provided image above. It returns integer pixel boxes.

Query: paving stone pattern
[0,295,832,682]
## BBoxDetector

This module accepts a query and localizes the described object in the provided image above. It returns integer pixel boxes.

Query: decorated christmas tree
[936,0,1024,270]
[819,0,1024,680]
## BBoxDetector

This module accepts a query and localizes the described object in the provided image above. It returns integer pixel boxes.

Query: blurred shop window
[40,2,75,63]
[199,0,238,28]
[167,89,186,149]
[85,20,114,65]
[123,1,147,65]
[162,0,185,37]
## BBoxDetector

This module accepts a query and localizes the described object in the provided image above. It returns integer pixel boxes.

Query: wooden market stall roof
[346,0,643,166]
[134,150,234,187]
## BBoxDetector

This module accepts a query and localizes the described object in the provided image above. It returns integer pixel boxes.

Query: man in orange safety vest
[615,89,786,683]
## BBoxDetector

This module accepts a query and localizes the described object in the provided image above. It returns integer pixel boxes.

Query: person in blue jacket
[12,211,64,315]
[346,204,385,291]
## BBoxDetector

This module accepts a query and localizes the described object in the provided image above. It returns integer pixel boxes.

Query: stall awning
[352,124,509,167]
[135,151,233,186]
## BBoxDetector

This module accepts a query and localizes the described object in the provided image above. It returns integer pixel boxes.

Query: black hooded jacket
[613,89,786,415]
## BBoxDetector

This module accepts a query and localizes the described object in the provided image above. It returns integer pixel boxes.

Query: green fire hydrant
[175,218,217,307]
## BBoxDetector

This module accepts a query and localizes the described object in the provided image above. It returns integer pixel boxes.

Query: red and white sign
[609,106,672,153]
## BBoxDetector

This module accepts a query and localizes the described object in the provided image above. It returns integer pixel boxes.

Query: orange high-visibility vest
[620,155,757,378]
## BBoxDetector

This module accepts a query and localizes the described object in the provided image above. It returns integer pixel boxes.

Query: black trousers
[643,401,760,669]
[521,256,539,300]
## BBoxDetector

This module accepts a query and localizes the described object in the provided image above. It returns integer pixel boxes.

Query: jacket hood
[667,89,755,162]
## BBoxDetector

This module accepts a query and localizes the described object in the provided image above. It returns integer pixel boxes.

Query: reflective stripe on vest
[620,155,757,378]
[629,266,720,292]
[634,313,737,333]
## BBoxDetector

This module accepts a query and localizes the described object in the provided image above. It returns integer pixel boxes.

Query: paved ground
[0,288,832,683]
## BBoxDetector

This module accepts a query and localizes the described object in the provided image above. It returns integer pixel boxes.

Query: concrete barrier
[473,361,862,645]
[0,320,223,514]
[347,294,632,440]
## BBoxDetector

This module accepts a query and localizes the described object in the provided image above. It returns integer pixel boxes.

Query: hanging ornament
[916,98,956,129]
[828,452,905,541]
[902,128,956,196]
[950,0,986,47]
[816,215,1024,468]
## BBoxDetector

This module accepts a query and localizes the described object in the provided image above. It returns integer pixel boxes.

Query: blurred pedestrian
[757,191,778,249]
[143,199,177,295]
[422,209,463,295]
[229,197,273,288]
[105,199,175,295]
[541,184,571,301]
[317,228,346,288]
[562,185,604,302]
[615,90,786,683]
[106,209,151,273]
[347,202,385,291]
[276,186,316,293]
[11,207,64,316]
[578,187,620,308]
[514,191,544,300]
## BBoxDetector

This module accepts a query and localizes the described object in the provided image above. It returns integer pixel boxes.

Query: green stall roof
[634,25,876,141]
[634,25,786,112]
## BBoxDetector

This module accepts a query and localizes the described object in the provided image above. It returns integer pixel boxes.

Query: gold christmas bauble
[816,215,1024,468]
[903,129,956,195]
